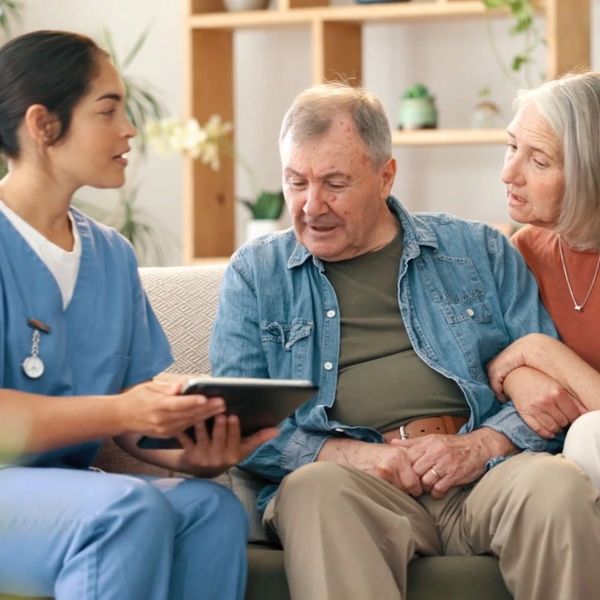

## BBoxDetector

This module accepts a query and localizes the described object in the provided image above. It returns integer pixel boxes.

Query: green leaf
[511,55,529,71]
[403,83,430,99]
[240,191,285,220]
[101,27,119,69]
[122,26,151,70]
[0,0,22,38]
[510,14,533,34]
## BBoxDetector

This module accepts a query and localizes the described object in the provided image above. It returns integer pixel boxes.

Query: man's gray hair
[515,72,600,250]
[279,82,392,168]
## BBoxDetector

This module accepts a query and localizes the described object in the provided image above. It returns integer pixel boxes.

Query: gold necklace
[558,239,600,312]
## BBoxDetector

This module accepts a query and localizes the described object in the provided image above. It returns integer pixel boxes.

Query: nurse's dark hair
[0,30,108,158]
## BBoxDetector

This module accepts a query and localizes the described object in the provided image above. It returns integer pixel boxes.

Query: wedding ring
[429,467,442,480]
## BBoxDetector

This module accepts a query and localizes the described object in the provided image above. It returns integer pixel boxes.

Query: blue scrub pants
[0,467,248,599]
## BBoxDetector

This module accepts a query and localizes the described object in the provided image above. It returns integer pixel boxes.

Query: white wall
[14,0,600,263]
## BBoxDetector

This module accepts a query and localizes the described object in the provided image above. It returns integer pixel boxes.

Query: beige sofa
[0,265,511,600]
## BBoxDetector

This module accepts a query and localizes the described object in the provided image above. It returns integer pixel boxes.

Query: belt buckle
[399,424,409,440]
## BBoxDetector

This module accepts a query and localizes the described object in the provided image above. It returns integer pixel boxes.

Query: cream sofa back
[141,264,226,375]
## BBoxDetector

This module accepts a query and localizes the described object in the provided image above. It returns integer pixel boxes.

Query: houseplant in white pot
[240,190,285,241]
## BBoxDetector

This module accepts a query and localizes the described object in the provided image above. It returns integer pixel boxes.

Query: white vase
[223,0,269,11]
[246,219,280,242]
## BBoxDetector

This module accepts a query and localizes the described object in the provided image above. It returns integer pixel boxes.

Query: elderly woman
[488,71,600,486]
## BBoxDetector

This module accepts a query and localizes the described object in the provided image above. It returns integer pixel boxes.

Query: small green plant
[483,0,544,88]
[402,83,432,99]
[240,190,285,220]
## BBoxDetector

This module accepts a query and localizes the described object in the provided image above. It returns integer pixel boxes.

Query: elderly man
[210,83,600,600]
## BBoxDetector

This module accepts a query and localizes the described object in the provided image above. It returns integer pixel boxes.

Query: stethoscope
[21,318,51,379]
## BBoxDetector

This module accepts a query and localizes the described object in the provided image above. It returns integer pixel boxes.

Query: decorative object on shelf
[223,0,269,11]
[471,86,502,129]
[240,190,285,242]
[355,0,410,4]
[398,83,437,130]
[146,115,233,171]
[482,0,544,88]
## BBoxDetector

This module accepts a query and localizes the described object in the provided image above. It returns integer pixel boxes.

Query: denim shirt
[210,197,559,513]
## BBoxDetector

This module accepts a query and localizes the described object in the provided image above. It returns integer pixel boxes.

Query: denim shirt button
[324,361,334,371]
[326,309,336,318]
[466,308,475,317]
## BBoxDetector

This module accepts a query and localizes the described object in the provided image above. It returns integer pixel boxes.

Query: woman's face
[501,102,565,229]
[48,55,136,190]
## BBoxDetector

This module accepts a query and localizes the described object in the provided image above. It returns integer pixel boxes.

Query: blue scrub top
[0,207,173,468]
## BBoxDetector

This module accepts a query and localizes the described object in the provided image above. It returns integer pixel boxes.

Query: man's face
[280,114,397,262]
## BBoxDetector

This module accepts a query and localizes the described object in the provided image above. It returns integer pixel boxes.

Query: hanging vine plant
[483,0,545,88]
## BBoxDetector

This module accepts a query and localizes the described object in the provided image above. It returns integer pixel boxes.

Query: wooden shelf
[189,2,508,30]
[184,0,591,260]
[392,128,507,146]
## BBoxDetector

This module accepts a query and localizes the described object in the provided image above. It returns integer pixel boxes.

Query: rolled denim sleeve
[482,402,564,453]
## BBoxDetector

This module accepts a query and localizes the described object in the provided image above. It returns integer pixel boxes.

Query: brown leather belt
[383,415,468,443]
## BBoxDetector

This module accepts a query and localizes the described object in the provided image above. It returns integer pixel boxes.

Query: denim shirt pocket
[260,319,313,379]
[440,298,506,381]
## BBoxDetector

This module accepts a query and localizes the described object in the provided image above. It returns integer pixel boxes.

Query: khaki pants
[263,452,600,600]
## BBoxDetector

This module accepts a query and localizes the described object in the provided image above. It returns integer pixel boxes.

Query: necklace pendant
[575,305,583,312]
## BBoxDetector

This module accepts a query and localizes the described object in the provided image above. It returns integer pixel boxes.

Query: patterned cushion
[140,264,225,375]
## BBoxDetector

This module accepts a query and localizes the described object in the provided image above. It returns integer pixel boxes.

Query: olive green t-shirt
[324,233,468,433]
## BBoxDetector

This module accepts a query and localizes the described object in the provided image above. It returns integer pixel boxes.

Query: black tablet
[137,376,318,449]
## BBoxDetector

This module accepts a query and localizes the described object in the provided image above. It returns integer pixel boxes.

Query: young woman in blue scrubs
[0,30,273,600]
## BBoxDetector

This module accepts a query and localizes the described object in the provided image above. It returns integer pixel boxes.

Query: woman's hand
[115,380,227,438]
[175,416,278,478]
[503,367,586,438]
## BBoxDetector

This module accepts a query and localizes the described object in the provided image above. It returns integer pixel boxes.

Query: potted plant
[240,190,285,241]
[398,83,437,130]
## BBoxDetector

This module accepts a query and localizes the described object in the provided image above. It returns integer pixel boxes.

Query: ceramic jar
[398,96,438,130]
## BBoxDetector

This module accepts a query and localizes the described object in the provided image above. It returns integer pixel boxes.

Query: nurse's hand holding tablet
[115,380,278,477]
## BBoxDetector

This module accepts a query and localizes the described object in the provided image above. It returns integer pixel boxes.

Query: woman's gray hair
[279,82,392,168]
[515,72,600,250]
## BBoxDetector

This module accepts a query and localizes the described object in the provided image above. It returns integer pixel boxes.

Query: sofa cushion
[140,265,225,375]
